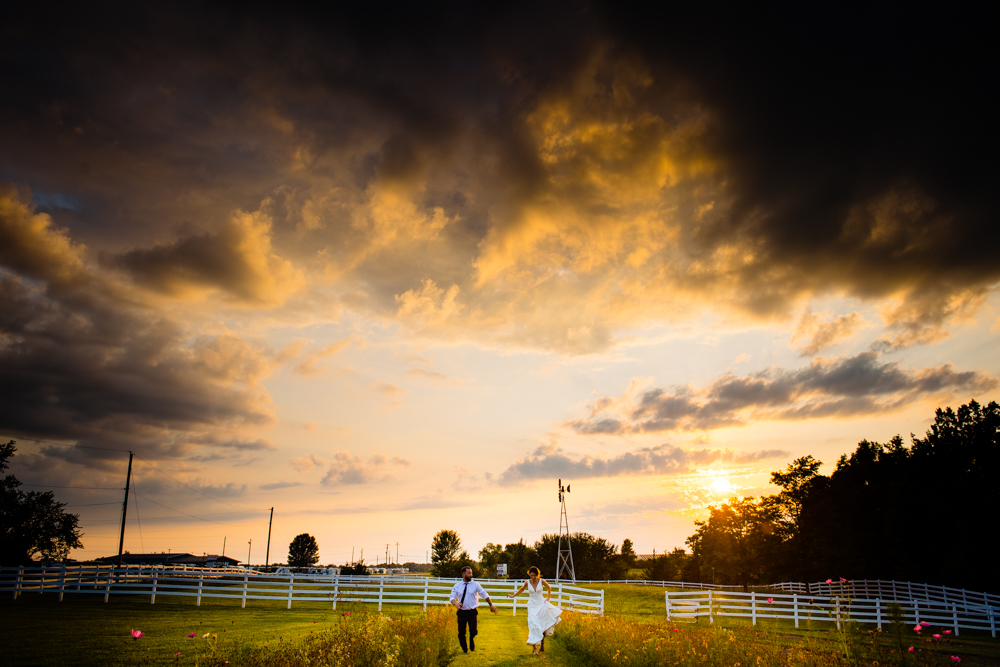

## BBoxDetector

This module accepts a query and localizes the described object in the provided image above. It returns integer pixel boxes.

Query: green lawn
[2,584,998,666]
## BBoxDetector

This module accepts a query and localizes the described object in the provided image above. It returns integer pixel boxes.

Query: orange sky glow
[1,4,997,566]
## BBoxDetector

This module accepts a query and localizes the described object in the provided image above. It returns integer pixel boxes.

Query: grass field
[2,584,998,666]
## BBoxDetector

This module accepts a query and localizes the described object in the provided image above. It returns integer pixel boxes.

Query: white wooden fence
[576,578,999,608]
[665,590,997,637]
[0,566,603,615]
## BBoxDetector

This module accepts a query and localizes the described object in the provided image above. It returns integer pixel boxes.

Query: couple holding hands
[449,566,562,656]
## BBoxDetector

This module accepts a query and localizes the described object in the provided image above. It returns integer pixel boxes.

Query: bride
[507,566,562,655]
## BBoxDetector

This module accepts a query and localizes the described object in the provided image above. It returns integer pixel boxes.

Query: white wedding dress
[526,579,562,646]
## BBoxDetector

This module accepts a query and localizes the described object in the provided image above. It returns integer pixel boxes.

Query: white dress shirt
[450,579,492,610]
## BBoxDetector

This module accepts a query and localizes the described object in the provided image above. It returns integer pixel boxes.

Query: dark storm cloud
[0,189,276,466]
[0,2,992,350]
[571,352,997,434]
[489,443,788,486]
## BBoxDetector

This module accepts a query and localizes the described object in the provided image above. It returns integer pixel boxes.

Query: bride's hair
[527,566,540,576]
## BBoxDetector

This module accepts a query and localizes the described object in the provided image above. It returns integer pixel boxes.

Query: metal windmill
[555,479,576,582]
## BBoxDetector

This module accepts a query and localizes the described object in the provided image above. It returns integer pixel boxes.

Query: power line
[20,484,121,490]
[66,502,121,507]
[133,455,266,511]
[0,434,127,453]
[132,492,228,525]
[132,477,144,552]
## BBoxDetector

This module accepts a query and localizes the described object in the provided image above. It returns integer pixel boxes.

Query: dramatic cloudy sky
[2,3,997,565]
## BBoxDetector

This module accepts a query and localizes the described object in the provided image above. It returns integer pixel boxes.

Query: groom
[450,566,499,653]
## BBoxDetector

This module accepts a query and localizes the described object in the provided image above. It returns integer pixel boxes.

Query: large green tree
[287,533,320,567]
[0,441,83,565]
[534,532,627,580]
[430,529,471,577]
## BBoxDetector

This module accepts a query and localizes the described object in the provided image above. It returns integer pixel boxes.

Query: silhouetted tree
[287,533,320,567]
[685,496,783,590]
[0,441,83,565]
[534,532,627,580]
[682,400,1000,591]
[643,548,688,582]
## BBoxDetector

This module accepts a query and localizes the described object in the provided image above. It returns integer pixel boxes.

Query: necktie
[460,582,469,607]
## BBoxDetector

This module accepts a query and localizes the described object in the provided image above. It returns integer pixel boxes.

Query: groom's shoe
[540,638,545,652]
[470,637,476,651]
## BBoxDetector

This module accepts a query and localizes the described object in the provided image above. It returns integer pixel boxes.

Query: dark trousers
[456,608,478,651]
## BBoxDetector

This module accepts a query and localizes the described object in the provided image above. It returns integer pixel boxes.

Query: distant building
[94,553,241,567]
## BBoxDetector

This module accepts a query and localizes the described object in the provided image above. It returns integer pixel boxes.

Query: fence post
[378,577,384,612]
[511,581,516,616]
[14,566,23,599]
[197,572,204,607]
[876,598,882,629]
[557,582,563,609]
[794,593,799,628]
[914,599,920,625]
[600,588,605,616]
[666,590,671,620]
[835,597,841,630]
[242,570,248,609]
[104,569,113,603]
[333,574,339,611]
[709,589,714,624]
[287,573,294,610]
[59,565,66,602]
[952,604,959,637]
[150,570,157,604]
[989,607,995,639]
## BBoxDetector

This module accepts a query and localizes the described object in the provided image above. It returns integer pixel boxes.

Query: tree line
[431,400,997,592]
[682,399,999,592]
[430,528,644,580]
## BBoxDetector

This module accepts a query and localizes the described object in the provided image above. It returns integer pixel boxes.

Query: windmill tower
[555,479,576,582]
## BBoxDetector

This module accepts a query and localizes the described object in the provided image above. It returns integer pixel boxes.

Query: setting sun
[709,478,734,495]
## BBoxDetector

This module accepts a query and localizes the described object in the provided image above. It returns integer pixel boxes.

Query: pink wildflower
[187,633,196,638]
[130,629,144,640]
[944,630,952,635]
[767,598,773,604]
[934,634,942,639]
[914,625,923,632]
[313,621,317,623]
[174,653,181,658]
[908,648,914,653]
[825,579,833,584]
[673,628,679,632]
[840,577,846,583]
[921,621,931,627]
[950,657,961,663]
[343,611,351,616]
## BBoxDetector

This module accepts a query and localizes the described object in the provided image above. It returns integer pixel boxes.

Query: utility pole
[265,507,273,569]
[247,539,252,568]
[222,536,226,558]
[351,546,355,565]
[395,542,400,565]
[117,451,134,568]
[385,543,389,566]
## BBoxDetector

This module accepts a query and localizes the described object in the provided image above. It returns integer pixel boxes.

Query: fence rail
[664,590,997,637]
[570,578,998,607]
[0,566,604,616]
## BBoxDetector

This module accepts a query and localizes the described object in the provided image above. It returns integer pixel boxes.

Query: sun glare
[709,478,733,495]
